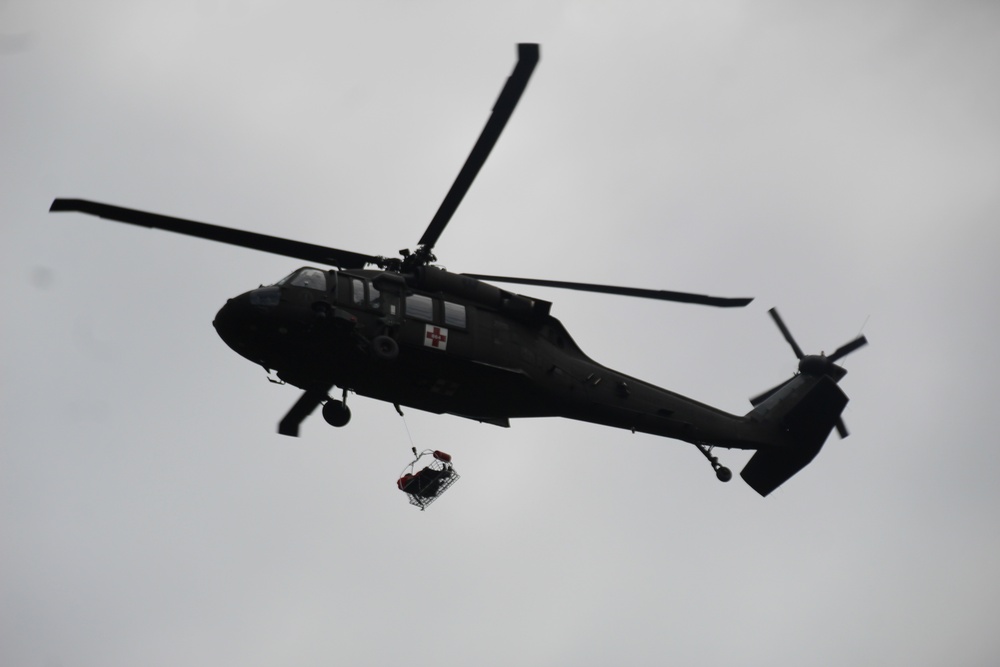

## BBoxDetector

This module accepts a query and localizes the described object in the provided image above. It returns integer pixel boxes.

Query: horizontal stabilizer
[741,376,848,496]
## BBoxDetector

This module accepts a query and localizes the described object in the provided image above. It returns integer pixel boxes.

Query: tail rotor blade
[768,307,805,359]
[828,335,868,363]
[750,377,795,407]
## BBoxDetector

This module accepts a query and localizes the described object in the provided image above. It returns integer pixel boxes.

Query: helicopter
[50,43,866,496]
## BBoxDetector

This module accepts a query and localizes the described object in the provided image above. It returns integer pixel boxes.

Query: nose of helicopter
[213,292,260,361]
[213,286,314,369]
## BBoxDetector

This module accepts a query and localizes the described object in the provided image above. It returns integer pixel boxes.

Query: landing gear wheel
[372,335,399,361]
[715,466,732,483]
[322,400,351,427]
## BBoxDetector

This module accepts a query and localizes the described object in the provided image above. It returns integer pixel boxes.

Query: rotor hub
[799,355,830,375]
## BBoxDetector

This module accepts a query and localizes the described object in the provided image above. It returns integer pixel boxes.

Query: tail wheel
[696,443,731,483]
[322,400,351,427]
[372,335,399,361]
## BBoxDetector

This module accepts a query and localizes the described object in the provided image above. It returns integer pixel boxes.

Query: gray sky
[3,2,1000,665]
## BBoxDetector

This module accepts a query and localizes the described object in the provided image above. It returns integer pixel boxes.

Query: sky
[3,1,1000,665]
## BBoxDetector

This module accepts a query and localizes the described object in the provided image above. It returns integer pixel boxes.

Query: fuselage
[213,266,779,450]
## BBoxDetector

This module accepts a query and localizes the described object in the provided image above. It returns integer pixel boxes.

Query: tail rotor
[753,307,867,438]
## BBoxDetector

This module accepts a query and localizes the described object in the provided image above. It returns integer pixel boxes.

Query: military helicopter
[50,43,866,496]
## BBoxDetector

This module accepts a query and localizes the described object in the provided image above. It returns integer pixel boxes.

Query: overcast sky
[3,2,1000,665]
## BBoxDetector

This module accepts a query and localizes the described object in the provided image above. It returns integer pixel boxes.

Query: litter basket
[397,450,460,510]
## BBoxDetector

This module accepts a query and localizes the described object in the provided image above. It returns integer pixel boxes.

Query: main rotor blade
[50,199,378,269]
[768,307,805,359]
[417,43,540,251]
[827,335,868,363]
[464,273,753,307]
[750,377,795,407]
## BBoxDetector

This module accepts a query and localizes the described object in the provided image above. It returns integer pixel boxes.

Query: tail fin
[741,375,848,496]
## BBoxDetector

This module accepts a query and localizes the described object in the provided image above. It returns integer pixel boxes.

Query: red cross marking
[425,326,447,348]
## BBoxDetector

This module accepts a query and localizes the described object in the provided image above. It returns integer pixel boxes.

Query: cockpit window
[277,268,328,291]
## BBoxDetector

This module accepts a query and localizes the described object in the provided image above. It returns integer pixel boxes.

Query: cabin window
[405,294,434,321]
[369,283,381,309]
[444,302,466,328]
[288,268,327,291]
[351,278,365,305]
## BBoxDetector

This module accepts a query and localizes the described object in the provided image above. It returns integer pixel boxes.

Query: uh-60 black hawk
[51,43,866,497]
